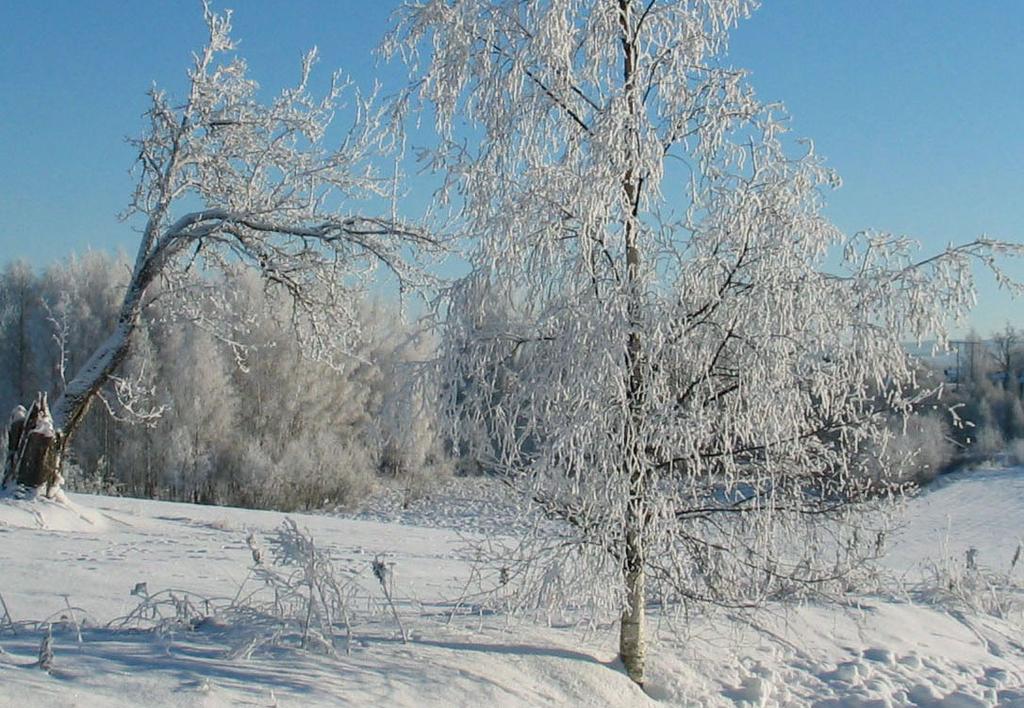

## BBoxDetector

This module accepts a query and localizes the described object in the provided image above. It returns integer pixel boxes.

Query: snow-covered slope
[0,469,1021,707]
[887,466,1024,575]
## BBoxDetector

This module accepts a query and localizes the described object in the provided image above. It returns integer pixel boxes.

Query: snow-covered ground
[0,468,1022,707]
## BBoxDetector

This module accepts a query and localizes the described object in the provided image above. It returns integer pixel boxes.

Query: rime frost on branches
[246,520,356,654]
[388,0,1024,685]
[4,4,434,492]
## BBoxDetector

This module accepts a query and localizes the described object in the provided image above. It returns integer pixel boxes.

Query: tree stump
[4,393,62,494]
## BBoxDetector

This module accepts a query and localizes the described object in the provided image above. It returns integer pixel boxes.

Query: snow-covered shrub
[110,585,215,633]
[237,520,356,654]
[864,413,955,486]
[974,426,1007,460]
[105,521,364,657]
[919,545,1024,622]
[271,435,376,511]
[61,459,120,496]
[944,373,1024,460]
[1008,439,1024,466]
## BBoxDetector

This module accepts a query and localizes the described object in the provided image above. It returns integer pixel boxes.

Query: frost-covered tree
[3,6,432,492]
[0,261,43,410]
[35,253,133,486]
[220,271,385,509]
[389,0,1024,685]
[153,324,237,503]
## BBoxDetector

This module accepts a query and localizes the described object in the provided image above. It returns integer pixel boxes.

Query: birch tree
[389,0,1024,686]
[2,5,433,493]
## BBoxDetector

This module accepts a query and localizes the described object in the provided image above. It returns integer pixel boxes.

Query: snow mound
[0,489,110,533]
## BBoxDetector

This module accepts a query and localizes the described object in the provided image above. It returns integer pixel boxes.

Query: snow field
[0,468,1020,706]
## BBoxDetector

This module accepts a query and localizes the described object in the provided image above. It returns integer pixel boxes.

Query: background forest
[3,252,1023,512]
[0,253,450,510]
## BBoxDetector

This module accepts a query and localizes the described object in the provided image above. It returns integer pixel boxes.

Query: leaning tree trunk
[3,393,63,496]
[3,309,143,498]
[4,242,156,497]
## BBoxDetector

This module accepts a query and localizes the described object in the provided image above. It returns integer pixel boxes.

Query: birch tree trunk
[619,532,647,685]
[619,0,647,685]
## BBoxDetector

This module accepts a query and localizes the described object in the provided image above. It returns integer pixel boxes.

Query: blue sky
[1,1,1021,334]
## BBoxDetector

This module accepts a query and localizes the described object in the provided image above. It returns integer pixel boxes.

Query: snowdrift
[0,489,110,533]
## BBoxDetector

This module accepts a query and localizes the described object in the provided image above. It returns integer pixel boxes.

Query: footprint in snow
[980,667,1009,687]
[862,647,895,665]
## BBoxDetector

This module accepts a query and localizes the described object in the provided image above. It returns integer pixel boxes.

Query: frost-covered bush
[918,544,1024,623]
[973,426,1007,459]
[6,521,413,664]
[239,520,357,654]
[864,413,955,486]
[1008,439,1024,466]
[228,436,377,512]
[941,356,1024,460]
[107,521,363,657]
[61,459,121,497]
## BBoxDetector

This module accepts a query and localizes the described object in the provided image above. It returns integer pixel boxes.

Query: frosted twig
[372,556,408,643]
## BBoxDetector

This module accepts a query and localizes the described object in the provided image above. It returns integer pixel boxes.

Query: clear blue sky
[1,1,1021,334]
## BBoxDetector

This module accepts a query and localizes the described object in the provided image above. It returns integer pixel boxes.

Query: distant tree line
[0,253,450,510]
[943,327,1024,459]
[860,328,1024,487]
